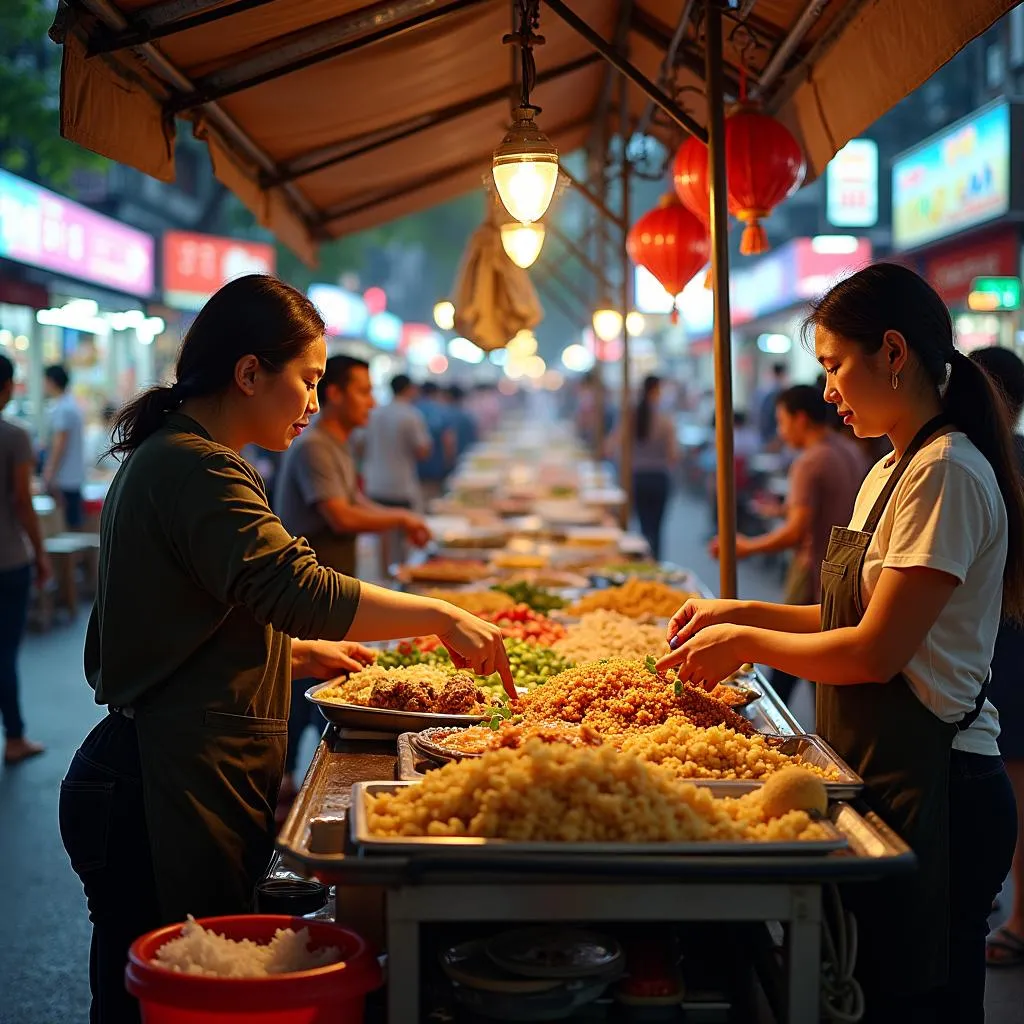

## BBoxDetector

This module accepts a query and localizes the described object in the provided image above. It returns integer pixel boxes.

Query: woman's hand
[294,639,377,680]
[655,623,745,686]
[438,607,516,699]
[665,598,741,650]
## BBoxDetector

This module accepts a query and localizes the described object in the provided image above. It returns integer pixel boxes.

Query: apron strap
[861,414,951,535]
[957,671,990,732]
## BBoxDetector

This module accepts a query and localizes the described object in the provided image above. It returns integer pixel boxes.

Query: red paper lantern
[725,109,806,255]
[627,194,710,323]
[672,135,710,226]
[670,110,806,258]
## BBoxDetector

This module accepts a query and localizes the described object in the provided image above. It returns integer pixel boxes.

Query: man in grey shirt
[42,364,86,528]
[363,374,432,509]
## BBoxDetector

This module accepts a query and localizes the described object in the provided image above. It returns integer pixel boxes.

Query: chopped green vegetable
[645,655,657,674]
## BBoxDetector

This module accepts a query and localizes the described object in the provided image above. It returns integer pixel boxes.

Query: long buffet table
[276,657,914,1023]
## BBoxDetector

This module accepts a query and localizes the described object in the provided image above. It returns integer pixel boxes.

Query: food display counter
[272,429,915,1022]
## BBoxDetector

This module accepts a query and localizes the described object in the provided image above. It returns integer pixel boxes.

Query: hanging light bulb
[592,305,623,344]
[492,107,559,225]
[625,311,645,337]
[501,222,546,269]
[433,300,455,331]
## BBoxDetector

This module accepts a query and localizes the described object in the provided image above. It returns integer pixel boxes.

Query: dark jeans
[942,751,1017,1022]
[61,488,83,529]
[860,751,1017,1023]
[59,714,160,1024]
[0,564,32,741]
[286,677,319,775]
[633,470,670,562]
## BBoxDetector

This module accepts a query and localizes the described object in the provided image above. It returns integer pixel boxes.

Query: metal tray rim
[349,780,849,856]
[305,683,488,733]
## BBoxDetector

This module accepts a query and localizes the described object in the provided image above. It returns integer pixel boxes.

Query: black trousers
[633,470,671,562]
[859,751,1017,1023]
[59,714,160,1024]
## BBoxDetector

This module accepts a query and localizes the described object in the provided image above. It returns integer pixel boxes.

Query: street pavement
[0,490,1021,1022]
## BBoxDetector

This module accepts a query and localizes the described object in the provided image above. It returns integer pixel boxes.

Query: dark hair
[776,384,829,425]
[390,374,413,397]
[421,381,440,397]
[110,275,324,459]
[45,365,70,391]
[0,354,13,390]
[971,347,1024,422]
[635,375,661,443]
[447,384,465,402]
[317,354,369,404]
[771,362,787,379]
[805,262,1024,622]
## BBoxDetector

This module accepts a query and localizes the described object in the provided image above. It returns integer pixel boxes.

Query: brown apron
[132,612,291,924]
[816,414,987,1002]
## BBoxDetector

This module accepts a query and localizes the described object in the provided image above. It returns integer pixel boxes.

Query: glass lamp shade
[492,107,559,224]
[592,307,624,343]
[433,300,455,331]
[500,222,546,269]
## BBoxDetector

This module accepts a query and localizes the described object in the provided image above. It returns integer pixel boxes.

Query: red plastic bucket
[126,915,382,1024]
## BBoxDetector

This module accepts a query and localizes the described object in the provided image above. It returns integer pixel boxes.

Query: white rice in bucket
[154,916,343,978]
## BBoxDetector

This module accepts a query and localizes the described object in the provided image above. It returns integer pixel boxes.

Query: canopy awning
[55,0,1017,263]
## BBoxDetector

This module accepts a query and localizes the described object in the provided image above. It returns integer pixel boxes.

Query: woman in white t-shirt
[658,264,1021,1022]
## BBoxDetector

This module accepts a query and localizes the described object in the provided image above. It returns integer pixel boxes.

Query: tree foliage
[0,0,107,185]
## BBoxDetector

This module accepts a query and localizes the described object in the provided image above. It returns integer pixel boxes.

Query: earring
[891,371,900,391]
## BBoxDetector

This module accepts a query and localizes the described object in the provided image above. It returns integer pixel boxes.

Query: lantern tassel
[703,265,713,290]
[740,220,769,256]
[670,305,680,326]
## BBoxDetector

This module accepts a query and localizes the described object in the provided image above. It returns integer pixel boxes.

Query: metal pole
[705,0,737,599]
[618,70,633,531]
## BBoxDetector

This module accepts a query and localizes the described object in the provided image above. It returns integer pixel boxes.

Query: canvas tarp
[54,0,1018,263]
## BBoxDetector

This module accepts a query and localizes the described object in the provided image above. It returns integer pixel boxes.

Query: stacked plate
[440,927,624,1021]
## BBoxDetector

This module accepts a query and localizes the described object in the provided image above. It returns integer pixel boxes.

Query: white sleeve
[882,458,993,583]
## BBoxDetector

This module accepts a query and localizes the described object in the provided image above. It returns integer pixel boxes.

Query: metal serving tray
[349,781,848,857]
[397,731,862,799]
[305,683,488,734]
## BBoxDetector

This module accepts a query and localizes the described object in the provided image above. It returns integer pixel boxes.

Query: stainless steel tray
[305,683,488,734]
[397,731,862,798]
[349,781,849,857]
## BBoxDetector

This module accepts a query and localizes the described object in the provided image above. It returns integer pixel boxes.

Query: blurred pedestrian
[275,355,431,809]
[42,364,86,529]
[363,374,433,573]
[608,375,678,560]
[416,380,457,502]
[973,346,1024,968]
[445,385,478,457]
[710,385,869,702]
[0,355,51,765]
[755,362,789,446]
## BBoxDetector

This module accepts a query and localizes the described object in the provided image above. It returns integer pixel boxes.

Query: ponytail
[946,351,1024,622]
[107,383,184,460]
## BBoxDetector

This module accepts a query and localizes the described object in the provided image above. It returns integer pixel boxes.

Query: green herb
[673,679,682,697]
[645,655,657,674]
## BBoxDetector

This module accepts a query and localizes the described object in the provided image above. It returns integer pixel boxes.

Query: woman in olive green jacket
[59,275,513,1024]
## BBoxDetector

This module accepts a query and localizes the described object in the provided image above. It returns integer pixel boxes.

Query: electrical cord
[820,884,864,1022]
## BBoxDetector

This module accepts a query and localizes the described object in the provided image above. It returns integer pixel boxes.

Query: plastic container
[126,915,382,1024]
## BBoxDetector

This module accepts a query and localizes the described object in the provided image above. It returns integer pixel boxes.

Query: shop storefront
[0,167,155,442]
[893,98,1024,355]
[160,230,276,381]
